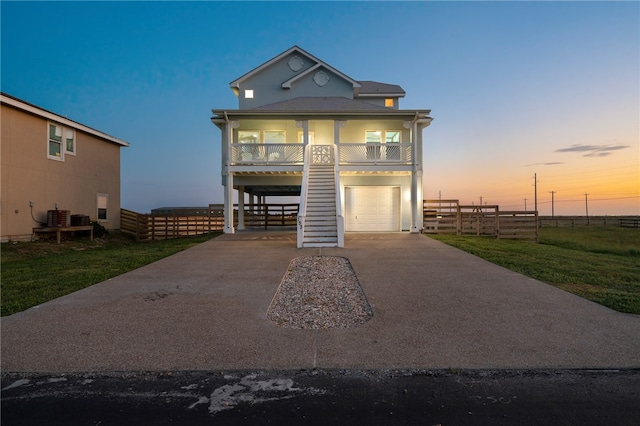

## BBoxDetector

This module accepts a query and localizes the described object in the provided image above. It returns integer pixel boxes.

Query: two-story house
[1,93,129,242]
[211,46,432,247]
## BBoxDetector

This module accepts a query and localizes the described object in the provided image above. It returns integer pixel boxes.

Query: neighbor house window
[65,129,75,155]
[48,123,63,160]
[97,193,108,221]
[385,98,394,107]
[244,89,254,99]
[48,122,76,160]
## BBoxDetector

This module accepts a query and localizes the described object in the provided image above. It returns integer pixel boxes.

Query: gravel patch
[267,256,373,329]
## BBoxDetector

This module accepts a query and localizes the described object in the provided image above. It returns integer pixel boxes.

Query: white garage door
[345,186,401,232]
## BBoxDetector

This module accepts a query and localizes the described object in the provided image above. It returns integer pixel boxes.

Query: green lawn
[1,232,219,316]
[427,227,640,314]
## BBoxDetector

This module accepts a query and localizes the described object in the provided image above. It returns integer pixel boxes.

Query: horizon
[2,1,638,216]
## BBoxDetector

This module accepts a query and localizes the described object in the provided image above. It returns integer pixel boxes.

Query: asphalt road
[2,369,639,425]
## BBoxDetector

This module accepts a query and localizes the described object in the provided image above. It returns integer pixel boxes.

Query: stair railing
[297,144,312,248]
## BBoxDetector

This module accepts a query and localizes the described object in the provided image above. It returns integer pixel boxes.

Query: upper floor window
[238,130,260,143]
[244,89,254,99]
[48,122,76,160]
[385,98,394,108]
[65,129,75,154]
[385,131,401,143]
[366,130,401,143]
[48,123,63,160]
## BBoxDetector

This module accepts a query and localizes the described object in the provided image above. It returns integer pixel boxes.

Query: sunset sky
[2,1,638,216]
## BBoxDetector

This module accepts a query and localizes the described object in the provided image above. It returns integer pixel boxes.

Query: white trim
[2,94,130,147]
[281,63,321,89]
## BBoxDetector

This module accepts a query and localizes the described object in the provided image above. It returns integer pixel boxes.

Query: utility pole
[533,173,538,213]
[549,191,556,218]
[584,193,589,224]
[524,198,527,211]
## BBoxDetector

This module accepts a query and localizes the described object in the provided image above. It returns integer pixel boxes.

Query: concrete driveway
[2,232,639,372]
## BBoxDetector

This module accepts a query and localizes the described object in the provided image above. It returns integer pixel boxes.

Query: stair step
[303,237,338,243]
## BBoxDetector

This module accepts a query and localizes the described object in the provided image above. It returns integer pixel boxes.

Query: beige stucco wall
[1,104,123,241]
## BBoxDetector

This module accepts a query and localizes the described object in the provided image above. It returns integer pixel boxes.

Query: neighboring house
[211,46,432,247]
[1,93,129,242]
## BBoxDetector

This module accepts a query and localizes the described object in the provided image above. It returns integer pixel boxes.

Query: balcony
[230,143,413,166]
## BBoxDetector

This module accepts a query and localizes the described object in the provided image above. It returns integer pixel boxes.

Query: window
[385,98,394,108]
[97,193,108,221]
[298,131,314,144]
[65,129,75,155]
[48,122,76,160]
[244,89,254,99]
[365,131,382,159]
[264,130,285,144]
[366,130,402,160]
[385,131,401,143]
[238,131,260,144]
[48,123,63,160]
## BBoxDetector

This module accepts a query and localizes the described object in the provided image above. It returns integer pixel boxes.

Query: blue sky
[2,1,638,215]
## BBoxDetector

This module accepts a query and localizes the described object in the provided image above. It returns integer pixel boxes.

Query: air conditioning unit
[47,210,70,227]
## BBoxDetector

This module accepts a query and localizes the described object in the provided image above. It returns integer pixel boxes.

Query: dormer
[354,81,406,110]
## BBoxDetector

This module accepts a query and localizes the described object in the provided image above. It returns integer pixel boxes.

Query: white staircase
[301,164,338,247]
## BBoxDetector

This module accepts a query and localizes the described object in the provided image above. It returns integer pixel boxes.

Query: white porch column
[224,172,234,233]
[296,120,309,146]
[410,121,420,233]
[237,186,245,230]
[223,120,239,234]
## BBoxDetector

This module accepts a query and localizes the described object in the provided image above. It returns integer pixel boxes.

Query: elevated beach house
[211,46,432,247]
[1,93,129,242]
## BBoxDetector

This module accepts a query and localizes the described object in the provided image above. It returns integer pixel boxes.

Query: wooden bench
[33,226,94,244]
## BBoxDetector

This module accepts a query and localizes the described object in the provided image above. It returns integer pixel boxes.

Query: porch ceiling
[238,185,301,197]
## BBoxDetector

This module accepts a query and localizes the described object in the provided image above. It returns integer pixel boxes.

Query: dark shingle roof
[357,81,405,96]
[251,97,390,111]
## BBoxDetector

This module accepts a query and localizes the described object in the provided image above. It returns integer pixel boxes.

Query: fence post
[456,205,462,236]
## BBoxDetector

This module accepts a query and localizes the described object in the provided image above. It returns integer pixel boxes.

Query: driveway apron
[2,232,639,372]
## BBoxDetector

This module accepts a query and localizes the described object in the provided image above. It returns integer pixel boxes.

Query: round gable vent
[313,71,330,87]
[288,56,304,72]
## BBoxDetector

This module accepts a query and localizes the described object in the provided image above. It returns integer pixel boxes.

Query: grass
[1,232,219,316]
[427,226,640,314]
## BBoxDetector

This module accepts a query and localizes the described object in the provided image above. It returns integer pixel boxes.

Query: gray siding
[239,53,354,109]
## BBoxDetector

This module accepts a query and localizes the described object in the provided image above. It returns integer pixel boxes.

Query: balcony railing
[231,143,304,165]
[339,143,412,164]
[230,143,413,165]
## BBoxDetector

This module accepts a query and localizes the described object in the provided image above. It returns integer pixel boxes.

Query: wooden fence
[423,200,539,242]
[539,216,639,228]
[121,203,299,241]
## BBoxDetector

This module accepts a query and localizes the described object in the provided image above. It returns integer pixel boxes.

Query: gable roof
[1,92,130,147]
[229,45,361,91]
[251,97,391,112]
[357,81,406,97]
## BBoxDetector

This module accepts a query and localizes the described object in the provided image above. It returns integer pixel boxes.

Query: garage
[344,186,401,232]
